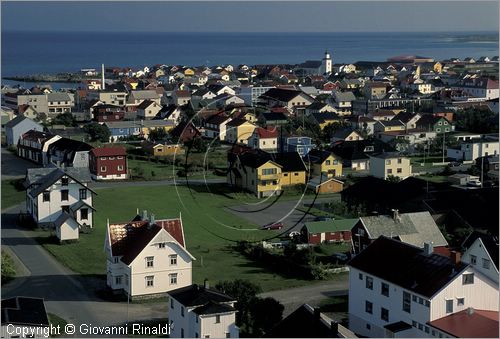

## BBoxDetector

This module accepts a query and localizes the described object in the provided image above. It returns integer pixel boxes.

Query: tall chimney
[392,209,400,222]
[203,278,209,289]
[330,321,339,336]
[101,63,105,90]
[450,251,461,265]
[142,210,148,221]
[423,242,433,256]
[467,307,474,316]
[150,213,155,225]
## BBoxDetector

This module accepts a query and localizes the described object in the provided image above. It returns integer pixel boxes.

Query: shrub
[1,251,16,284]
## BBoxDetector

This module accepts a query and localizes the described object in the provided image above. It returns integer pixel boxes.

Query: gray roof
[4,115,28,129]
[70,200,96,213]
[104,121,139,129]
[130,90,159,100]
[334,91,357,102]
[360,211,448,247]
[47,92,72,102]
[52,212,75,229]
[27,167,93,198]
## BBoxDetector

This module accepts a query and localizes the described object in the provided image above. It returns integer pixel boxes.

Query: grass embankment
[40,184,335,291]
[1,250,16,284]
[2,179,25,210]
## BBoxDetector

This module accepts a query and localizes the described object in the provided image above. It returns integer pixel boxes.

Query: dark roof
[260,88,303,102]
[270,152,307,172]
[348,236,467,298]
[311,112,339,124]
[332,128,358,140]
[137,99,156,110]
[27,167,94,198]
[1,297,49,326]
[238,151,278,169]
[428,309,499,338]
[380,119,405,127]
[91,147,126,157]
[168,284,235,307]
[331,139,394,161]
[393,111,418,124]
[49,137,93,152]
[462,231,499,269]
[384,321,413,333]
[416,114,449,128]
[192,300,236,315]
[305,149,335,164]
[5,114,29,128]
[260,112,288,122]
[264,304,338,338]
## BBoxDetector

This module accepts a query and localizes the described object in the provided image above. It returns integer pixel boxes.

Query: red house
[89,147,128,180]
[301,218,357,245]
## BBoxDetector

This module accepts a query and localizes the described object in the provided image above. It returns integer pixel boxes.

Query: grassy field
[2,179,25,210]
[416,174,450,183]
[40,184,332,291]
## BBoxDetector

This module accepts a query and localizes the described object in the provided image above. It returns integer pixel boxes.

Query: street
[1,146,40,180]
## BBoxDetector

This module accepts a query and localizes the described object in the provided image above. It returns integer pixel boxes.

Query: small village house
[368,152,411,180]
[89,147,128,180]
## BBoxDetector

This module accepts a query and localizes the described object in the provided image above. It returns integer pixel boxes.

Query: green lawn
[416,174,450,183]
[2,179,25,210]
[40,184,331,291]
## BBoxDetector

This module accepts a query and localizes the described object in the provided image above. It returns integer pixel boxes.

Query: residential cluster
[1,50,499,338]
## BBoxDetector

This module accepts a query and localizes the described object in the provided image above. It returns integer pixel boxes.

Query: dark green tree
[83,122,111,142]
[51,112,77,127]
[249,297,284,336]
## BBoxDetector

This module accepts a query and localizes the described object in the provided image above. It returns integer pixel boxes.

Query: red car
[261,222,284,230]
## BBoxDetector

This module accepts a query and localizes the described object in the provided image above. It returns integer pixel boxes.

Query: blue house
[104,121,141,142]
[283,136,315,156]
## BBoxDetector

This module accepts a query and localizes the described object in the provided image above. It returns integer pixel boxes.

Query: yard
[2,179,25,210]
[39,184,334,292]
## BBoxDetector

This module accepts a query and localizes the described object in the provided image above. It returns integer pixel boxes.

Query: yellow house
[305,149,343,178]
[272,152,307,186]
[144,141,184,156]
[228,152,282,198]
[184,68,195,76]
[433,62,443,74]
[369,152,412,180]
[309,112,341,130]
[374,120,405,135]
[225,118,256,145]
[139,120,175,139]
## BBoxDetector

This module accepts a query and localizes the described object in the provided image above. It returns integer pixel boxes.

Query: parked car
[467,179,482,187]
[261,222,284,230]
[331,252,349,263]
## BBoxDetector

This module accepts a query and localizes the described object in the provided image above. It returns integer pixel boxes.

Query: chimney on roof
[313,307,321,320]
[203,278,209,289]
[450,251,461,265]
[423,242,434,256]
[102,63,105,90]
[467,307,474,316]
[150,213,155,226]
[142,210,148,221]
[392,209,400,223]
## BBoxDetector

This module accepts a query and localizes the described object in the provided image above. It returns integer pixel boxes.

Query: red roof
[91,147,127,157]
[428,309,499,338]
[255,127,279,139]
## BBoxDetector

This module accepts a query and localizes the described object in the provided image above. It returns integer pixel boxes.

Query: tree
[386,175,402,183]
[51,112,77,127]
[149,128,167,141]
[215,279,262,333]
[249,297,284,336]
[83,122,111,142]
[454,107,498,134]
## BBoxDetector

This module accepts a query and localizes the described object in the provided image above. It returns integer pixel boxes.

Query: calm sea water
[2,31,498,79]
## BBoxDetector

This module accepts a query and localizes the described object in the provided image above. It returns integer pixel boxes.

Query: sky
[1,1,499,33]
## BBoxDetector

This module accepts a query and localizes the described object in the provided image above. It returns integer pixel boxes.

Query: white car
[467,179,482,187]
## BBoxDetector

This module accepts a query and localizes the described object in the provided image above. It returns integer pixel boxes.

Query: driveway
[1,204,168,333]
[225,196,338,233]
[1,146,40,180]
[259,275,349,316]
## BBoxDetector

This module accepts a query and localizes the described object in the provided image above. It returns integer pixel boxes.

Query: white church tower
[321,50,332,75]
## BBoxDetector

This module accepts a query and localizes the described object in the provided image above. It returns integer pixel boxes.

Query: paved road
[90,178,226,189]
[1,146,40,180]
[1,204,167,334]
[225,196,339,233]
[259,275,349,316]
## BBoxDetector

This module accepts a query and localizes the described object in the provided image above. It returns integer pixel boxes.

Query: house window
[366,276,373,289]
[145,276,154,287]
[386,159,391,165]
[215,315,221,323]
[158,243,165,248]
[170,299,174,309]
[113,257,119,264]
[61,190,69,201]
[457,297,465,306]
[381,308,389,322]
[326,160,331,165]
[294,172,298,176]
[117,165,124,171]
[169,273,178,285]
[170,254,178,265]
[181,306,184,317]
[381,282,389,297]
[80,208,88,220]
[226,333,231,338]
[124,274,129,286]
[359,273,363,280]
[109,156,115,160]
[79,189,87,200]
[387,169,393,174]
[446,299,453,313]
[470,255,477,265]
[181,328,184,338]
[397,168,402,173]
[101,166,107,172]
[365,301,373,314]
[412,321,417,327]
[43,191,50,202]
[462,273,474,285]
[432,329,436,336]
[424,326,430,334]
[482,258,491,269]
[61,177,69,186]
[403,291,411,313]
[397,158,402,164]
[115,276,122,285]
[146,256,154,268]
[117,156,124,159]
[101,156,107,160]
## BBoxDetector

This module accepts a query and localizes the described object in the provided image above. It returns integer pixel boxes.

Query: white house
[348,236,499,338]
[248,127,279,152]
[447,138,499,161]
[25,167,95,231]
[5,115,43,146]
[368,152,412,180]
[461,231,499,284]
[168,281,239,338]
[105,210,195,299]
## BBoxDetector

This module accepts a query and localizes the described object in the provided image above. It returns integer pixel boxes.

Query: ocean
[1,31,498,80]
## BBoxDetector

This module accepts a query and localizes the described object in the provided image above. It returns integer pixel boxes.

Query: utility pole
[442,131,446,164]
[481,155,484,188]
